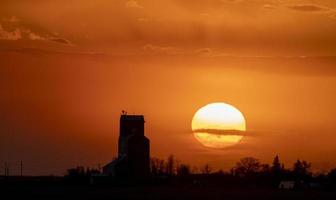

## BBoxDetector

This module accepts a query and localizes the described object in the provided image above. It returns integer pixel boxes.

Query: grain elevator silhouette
[103,113,150,180]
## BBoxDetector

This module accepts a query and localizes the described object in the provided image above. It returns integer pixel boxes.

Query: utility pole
[7,163,9,177]
[4,162,8,177]
[20,160,23,177]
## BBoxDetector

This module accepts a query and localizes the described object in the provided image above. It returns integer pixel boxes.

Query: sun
[192,102,246,148]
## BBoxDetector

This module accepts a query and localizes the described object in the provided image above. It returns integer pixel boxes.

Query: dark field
[2,184,336,200]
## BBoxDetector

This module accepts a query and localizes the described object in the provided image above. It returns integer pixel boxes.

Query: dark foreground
[2,184,336,200]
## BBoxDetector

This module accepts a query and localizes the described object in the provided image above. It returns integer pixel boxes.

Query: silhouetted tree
[159,160,166,174]
[85,167,101,176]
[215,169,225,175]
[293,159,312,181]
[65,166,100,183]
[191,166,199,174]
[66,166,100,177]
[270,155,283,183]
[177,164,191,176]
[257,164,272,184]
[233,157,261,177]
[271,155,282,174]
[201,164,212,174]
[150,157,166,176]
[328,168,336,185]
[150,158,159,175]
[66,166,86,177]
[166,155,176,176]
[260,164,270,173]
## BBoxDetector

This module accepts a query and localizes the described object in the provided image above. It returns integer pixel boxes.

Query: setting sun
[192,103,246,148]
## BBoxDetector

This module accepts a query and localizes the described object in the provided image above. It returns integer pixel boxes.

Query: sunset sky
[1,0,336,175]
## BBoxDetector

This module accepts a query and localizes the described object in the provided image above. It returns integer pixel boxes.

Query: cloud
[0,23,71,45]
[0,24,21,40]
[2,16,20,23]
[221,0,243,3]
[192,129,265,137]
[287,4,331,12]
[192,129,247,136]
[0,48,107,58]
[48,37,71,45]
[126,0,143,9]
[26,29,72,45]
[143,44,181,55]
[329,13,336,19]
[263,4,276,9]
[137,17,161,22]
[26,30,45,40]
[195,48,214,57]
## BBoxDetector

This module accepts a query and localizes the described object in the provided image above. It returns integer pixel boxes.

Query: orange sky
[1,0,336,175]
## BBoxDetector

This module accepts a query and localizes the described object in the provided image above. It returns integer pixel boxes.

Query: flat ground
[2,185,336,200]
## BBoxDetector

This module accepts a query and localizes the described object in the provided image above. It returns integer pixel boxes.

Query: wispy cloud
[137,17,161,22]
[221,0,243,3]
[0,24,21,40]
[195,48,213,57]
[126,0,143,9]
[263,4,276,9]
[192,129,247,136]
[26,30,45,40]
[49,38,71,45]
[192,129,266,138]
[0,48,108,57]
[143,44,181,55]
[2,16,20,23]
[287,4,331,12]
[0,23,71,45]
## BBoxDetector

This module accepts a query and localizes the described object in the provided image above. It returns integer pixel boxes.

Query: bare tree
[201,164,212,175]
[166,155,176,176]
[293,159,311,180]
[177,164,191,176]
[233,157,261,177]
[150,157,166,175]
[150,158,159,175]
[191,166,199,174]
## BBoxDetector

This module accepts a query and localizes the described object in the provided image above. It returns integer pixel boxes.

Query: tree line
[149,155,336,186]
[65,155,336,187]
[150,155,311,177]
